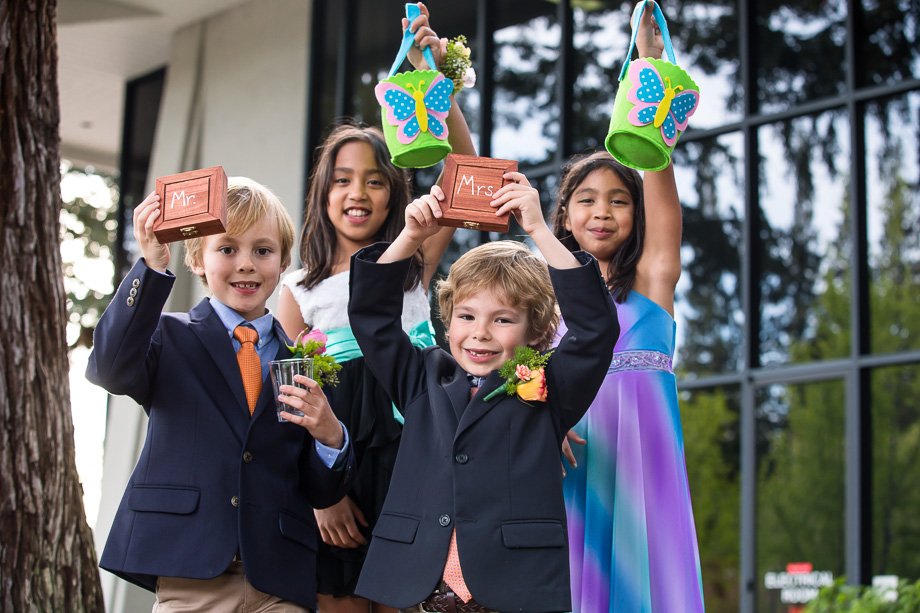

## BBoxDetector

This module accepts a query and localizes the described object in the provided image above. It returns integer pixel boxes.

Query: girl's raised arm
[632,1,681,314]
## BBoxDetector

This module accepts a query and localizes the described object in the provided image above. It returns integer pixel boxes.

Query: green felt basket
[605,1,700,171]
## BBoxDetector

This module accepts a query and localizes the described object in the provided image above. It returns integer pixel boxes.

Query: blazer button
[132,278,140,288]
[231,496,239,507]
[129,287,138,297]
[439,514,451,527]
[455,452,469,464]
[126,297,135,307]
[242,451,253,463]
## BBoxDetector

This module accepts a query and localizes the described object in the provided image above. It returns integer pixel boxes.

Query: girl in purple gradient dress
[549,9,703,611]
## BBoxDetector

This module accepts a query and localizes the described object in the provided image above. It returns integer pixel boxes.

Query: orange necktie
[233,325,261,416]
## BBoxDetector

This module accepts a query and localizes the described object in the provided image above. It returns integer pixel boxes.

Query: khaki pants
[153,561,310,612]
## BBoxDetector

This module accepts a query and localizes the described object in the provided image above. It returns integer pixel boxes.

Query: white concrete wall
[95,1,311,610]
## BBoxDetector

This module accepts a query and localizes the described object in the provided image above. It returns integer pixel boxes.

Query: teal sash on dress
[325,320,436,425]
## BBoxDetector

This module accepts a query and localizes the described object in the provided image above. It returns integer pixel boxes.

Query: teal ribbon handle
[618,0,677,82]
[387,3,439,77]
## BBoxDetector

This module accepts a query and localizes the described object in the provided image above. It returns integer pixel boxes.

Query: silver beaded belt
[608,350,673,374]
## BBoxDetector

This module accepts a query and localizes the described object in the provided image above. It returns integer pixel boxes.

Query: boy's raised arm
[377,185,447,264]
[489,171,581,270]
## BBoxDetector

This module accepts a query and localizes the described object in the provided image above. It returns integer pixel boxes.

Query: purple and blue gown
[559,290,704,613]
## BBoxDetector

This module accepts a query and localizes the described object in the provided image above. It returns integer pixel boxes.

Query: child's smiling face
[448,284,539,378]
[326,141,392,255]
[191,215,286,321]
[564,167,635,272]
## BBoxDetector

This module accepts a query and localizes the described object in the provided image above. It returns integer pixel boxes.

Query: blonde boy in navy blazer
[348,176,619,612]
[87,178,355,611]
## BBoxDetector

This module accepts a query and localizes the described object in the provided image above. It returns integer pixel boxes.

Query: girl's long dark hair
[549,151,645,303]
[298,121,423,291]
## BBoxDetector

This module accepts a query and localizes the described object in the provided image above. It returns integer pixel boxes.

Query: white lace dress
[280,268,431,335]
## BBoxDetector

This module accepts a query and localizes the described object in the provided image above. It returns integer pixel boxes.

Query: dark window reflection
[673,134,745,377]
[872,364,920,580]
[756,1,847,114]
[571,6,631,153]
[679,386,741,613]
[859,0,920,87]
[867,92,920,354]
[666,0,743,128]
[311,0,341,136]
[757,113,851,367]
[756,381,846,612]
[492,3,559,164]
[350,1,407,126]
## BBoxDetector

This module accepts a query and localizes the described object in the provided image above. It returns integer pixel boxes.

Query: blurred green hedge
[804,578,920,612]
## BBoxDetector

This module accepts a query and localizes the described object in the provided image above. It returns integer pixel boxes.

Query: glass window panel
[673,134,745,377]
[858,0,920,87]
[872,364,920,581]
[679,385,741,613]
[867,92,920,354]
[314,0,343,130]
[492,3,559,165]
[571,5,629,154]
[350,1,407,126]
[757,1,847,114]
[756,380,846,612]
[757,112,851,367]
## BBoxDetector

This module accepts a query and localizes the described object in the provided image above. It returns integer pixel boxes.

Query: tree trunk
[0,0,105,610]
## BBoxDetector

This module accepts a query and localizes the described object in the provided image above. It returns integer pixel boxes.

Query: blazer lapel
[455,371,506,440]
[188,299,249,440]
[442,366,471,423]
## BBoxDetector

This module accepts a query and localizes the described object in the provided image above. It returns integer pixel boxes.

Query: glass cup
[269,358,313,422]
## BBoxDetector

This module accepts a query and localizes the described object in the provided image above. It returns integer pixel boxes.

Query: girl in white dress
[276,8,474,613]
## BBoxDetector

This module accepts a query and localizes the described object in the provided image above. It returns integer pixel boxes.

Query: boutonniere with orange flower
[286,329,341,388]
[484,346,553,403]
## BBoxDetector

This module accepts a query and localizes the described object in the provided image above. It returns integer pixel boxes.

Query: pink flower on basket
[515,364,533,381]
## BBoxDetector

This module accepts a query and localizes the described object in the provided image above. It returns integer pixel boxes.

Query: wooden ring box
[153,166,228,243]
[437,154,518,233]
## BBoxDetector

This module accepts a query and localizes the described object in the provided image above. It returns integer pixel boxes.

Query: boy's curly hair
[436,241,559,351]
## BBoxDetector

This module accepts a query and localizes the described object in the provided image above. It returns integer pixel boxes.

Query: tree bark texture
[0,0,105,610]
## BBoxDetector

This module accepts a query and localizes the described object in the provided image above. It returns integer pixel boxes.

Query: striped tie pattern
[233,325,261,416]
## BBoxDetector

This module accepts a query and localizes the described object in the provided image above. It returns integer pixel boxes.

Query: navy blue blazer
[86,259,355,610]
[349,244,618,613]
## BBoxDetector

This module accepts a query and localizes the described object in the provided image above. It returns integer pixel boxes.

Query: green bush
[803,578,920,612]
